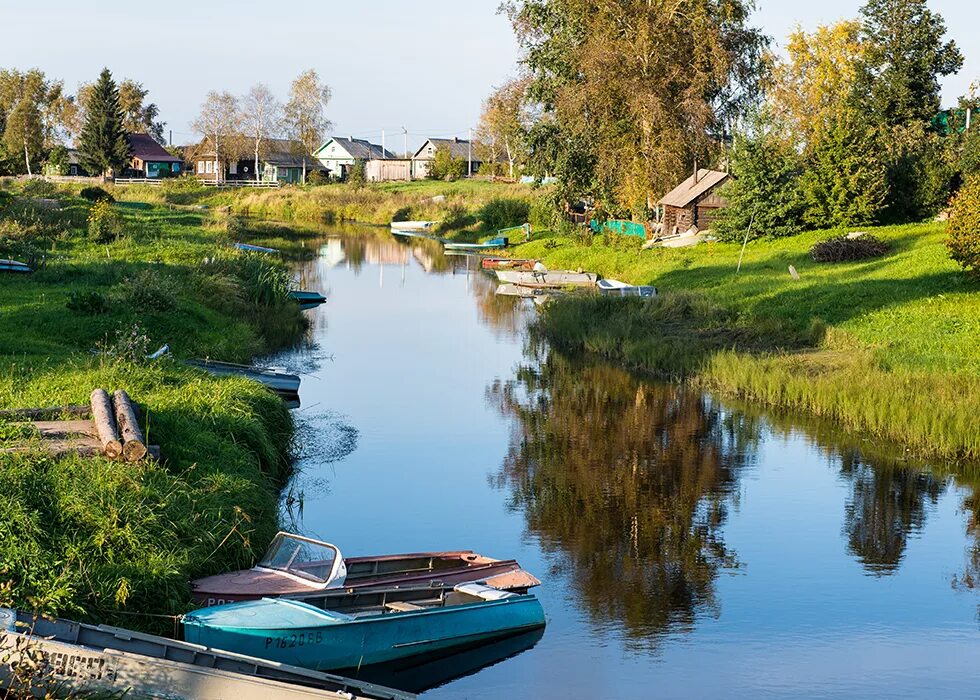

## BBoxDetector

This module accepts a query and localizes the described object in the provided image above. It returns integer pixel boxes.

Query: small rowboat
[0,258,32,274]
[481,258,539,271]
[389,221,436,232]
[182,584,546,672]
[186,360,301,398]
[598,279,658,297]
[235,243,280,254]
[288,290,327,306]
[0,608,412,700]
[443,237,508,251]
[495,269,598,288]
[191,532,540,607]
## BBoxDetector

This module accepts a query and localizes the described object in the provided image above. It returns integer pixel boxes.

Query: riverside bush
[79,186,114,203]
[947,177,980,273]
[87,199,124,242]
[478,197,530,231]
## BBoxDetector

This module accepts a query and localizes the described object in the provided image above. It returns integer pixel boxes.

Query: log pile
[0,389,157,462]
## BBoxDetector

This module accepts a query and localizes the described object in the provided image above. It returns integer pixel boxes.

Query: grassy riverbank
[0,183,306,628]
[518,222,980,461]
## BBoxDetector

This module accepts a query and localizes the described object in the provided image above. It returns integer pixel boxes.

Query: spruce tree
[78,68,130,176]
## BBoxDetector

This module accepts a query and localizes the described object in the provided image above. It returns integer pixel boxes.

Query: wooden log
[90,389,123,460]
[112,390,147,462]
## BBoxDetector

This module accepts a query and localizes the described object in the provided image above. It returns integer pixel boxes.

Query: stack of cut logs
[90,389,148,462]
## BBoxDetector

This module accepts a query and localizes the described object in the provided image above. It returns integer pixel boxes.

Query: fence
[114,178,164,186]
[199,179,281,189]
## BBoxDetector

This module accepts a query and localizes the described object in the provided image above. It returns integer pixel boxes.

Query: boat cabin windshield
[257,533,344,586]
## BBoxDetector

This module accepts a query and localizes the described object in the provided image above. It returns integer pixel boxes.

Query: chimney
[454,137,459,144]
[693,160,700,184]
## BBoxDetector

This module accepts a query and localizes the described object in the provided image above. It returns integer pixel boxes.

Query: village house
[314,137,393,180]
[411,138,481,179]
[189,138,325,184]
[125,133,183,178]
[658,167,730,235]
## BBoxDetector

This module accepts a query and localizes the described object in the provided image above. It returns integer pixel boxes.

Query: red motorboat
[192,532,541,608]
[480,258,540,271]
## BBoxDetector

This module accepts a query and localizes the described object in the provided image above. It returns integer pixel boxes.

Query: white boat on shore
[495,270,599,288]
[597,279,658,297]
[0,608,413,700]
[390,221,436,232]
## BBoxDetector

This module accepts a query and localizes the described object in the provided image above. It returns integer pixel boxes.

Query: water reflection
[490,350,760,646]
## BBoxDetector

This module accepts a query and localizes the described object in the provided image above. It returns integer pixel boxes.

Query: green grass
[0,183,307,629]
[521,222,980,461]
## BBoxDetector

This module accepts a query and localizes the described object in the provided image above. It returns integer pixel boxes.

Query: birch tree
[193,91,240,181]
[476,76,533,178]
[240,84,282,182]
[284,69,333,183]
[0,69,74,175]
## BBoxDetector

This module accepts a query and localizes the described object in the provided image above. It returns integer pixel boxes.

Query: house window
[205,161,213,174]
[229,161,237,175]
[197,161,205,174]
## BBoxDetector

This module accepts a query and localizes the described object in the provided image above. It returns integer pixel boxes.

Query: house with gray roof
[314,137,394,180]
[658,168,731,235]
[411,137,481,179]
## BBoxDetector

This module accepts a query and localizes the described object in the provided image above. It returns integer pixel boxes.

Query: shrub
[0,190,12,213]
[947,177,980,273]
[478,198,530,231]
[80,186,114,203]
[306,170,328,186]
[99,322,152,364]
[202,209,245,238]
[87,199,124,242]
[346,161,366,188]
[120,269,179,311]
[810,235,890,262]
[66,290,110,315]
[429,146,466,181]
[21,178,57,198]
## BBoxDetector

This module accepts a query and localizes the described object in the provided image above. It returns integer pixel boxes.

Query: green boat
[288,290,327,306]
[182,583,545,672]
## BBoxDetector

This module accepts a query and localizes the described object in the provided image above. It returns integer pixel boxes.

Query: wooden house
[411,138,481,179]
[189,138,324,183]
[314,137,393,180]
[658,168,730,235]
[126,133,183,178]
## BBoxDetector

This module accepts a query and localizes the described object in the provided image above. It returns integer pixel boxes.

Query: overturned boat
[0,607,413,700]
[495,269,599,288]
[182,584,546,672]
[191,532,540,607]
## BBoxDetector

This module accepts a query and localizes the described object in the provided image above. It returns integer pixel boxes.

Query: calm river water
[265,229,980,699]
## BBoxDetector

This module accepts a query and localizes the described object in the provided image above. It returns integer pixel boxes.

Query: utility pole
[381,129,386,158]
[402,127,408,159]
[468,128,473,178]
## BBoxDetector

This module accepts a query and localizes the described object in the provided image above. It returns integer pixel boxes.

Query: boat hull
[495,270,598,288]
[182,596,546,672]
[481,258,538,271]
[389,221,435,232]
[0,259,31,274]
[443,237,508,251]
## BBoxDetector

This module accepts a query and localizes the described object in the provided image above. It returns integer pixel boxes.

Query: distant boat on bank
[0,608,413,700]
[598,279,658,297]
[235,243,280,254]
[182,584,546,672]
[390,221,436,232]
[444,237,508,251]
[495,269,598,288]
[0,259,32,274]
[288,290,327,306]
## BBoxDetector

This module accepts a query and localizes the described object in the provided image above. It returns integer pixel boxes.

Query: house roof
[413,138,478,161]
[127,133,181,163]
[261,139,326,170]
[318,137,393,160]
[658,169,729,208]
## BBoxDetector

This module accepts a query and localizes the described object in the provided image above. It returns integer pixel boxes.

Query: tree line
[478,0,977,236]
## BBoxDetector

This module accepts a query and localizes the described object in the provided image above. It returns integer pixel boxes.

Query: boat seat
[385,601,423,613]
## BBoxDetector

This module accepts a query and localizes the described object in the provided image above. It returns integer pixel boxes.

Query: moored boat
[0,259,32,274]
[597,279,658,297]
[494,269,599,288]
[288,290,327,305]
[191,532,540,607]
[186,360,301,398]
[181,584,546,672]
[235,243,280,254]
[481,258,539,271]
[0,607,413,700]
[390,221,436,232]
[443,237,508,251]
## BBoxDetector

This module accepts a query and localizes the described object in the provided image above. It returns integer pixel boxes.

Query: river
[263,228,980,699]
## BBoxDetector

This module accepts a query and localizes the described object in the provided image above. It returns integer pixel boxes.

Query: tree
[946,176,980,273]
[475,76,533,178]
[503,0,769,217]
[77,78,165,143]
[78,69,130,177]
[284,70,332,183]
[192,91,241,181]
[0,69,74,175]
[858,0,963,128]
[240,84,282,182]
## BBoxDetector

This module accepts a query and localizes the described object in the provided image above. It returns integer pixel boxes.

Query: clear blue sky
[1,0,976,150]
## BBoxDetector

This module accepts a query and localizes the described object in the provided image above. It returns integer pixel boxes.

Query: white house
[314,137,393,180]
[411,137,481,179]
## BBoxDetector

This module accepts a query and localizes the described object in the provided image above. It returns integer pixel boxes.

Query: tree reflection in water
[489,350,761,647]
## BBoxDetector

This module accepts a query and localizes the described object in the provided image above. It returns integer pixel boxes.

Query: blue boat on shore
[443,237,508,251]
[182,583,545,672]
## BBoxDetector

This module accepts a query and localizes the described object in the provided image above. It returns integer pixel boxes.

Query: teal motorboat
[288,290,327,307]
[0,258,32,274]
[182,583,545,672]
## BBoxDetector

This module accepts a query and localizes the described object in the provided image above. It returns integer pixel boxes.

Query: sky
[1,0,976,152]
